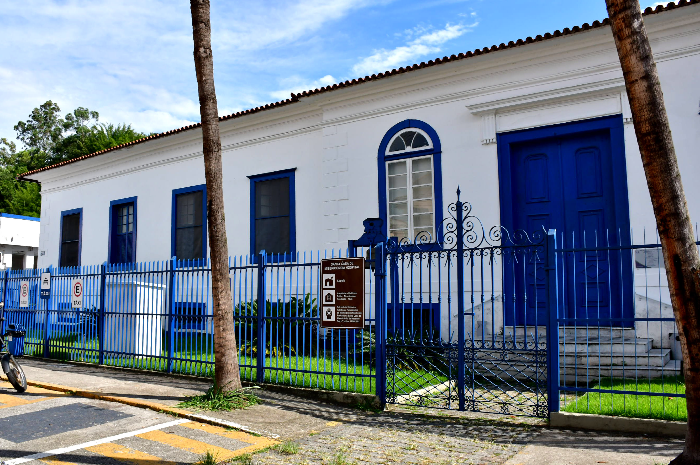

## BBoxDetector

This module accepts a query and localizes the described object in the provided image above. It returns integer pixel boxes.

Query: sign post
[40,272,51,299]
[19,281,30,308]
[320,258,364,329]
[71,278,83,309]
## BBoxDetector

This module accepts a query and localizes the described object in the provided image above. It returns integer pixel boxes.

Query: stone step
[560,338,653,355]
[506,326,638,340]
[470,359,681,381]
[561,348,671,367]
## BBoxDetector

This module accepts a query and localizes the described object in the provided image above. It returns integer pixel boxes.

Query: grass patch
[276,440,300,455]
[562,376,686,421]
[178,385,262,411]
[194,450,218,465]
[229,453,252,464]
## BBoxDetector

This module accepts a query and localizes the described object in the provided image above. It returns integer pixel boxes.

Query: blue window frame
[248,169,296,262]
[108,197,137,264]
[59,208,82,268]
[171,184,207,264]
[378,120,443,245]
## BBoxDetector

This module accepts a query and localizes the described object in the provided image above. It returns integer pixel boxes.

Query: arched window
[378,120,443,244]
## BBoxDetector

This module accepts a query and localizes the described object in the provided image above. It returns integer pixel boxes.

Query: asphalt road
[0,381,274,465]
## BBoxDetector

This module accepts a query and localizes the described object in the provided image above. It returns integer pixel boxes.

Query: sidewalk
[19,357,684,464]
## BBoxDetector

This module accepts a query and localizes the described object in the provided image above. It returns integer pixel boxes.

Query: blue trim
[108,196,137,265]
[59,208,83,268]
[249,168,296,263]
[377,119,444,245]
[497,114,630,241]
[0,213,40,222]
[171,184,207,267]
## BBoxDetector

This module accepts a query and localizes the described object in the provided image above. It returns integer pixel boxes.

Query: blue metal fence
[1,250,377,395]
[0,197,692,421]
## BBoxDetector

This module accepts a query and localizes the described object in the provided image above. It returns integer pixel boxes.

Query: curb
[26,380,280,439]
[550,411,687,438]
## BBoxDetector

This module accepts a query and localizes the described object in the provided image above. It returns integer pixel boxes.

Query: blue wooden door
[505,127,630,326]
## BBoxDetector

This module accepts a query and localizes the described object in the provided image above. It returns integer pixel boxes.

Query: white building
[19,2,700,359]
[0,214,39,270]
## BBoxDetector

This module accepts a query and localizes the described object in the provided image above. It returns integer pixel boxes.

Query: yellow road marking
[180,421,278,454]
[0,387,67,409]
[138,427,275,461]
[326,421,341,427]
[39,456,79,465]
[86,442,177,465]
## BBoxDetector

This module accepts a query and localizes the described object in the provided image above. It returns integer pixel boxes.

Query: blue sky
[0,0,668,144]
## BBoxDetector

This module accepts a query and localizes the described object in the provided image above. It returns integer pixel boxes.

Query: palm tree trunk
[605,1,700,462]
[190,0,241,390]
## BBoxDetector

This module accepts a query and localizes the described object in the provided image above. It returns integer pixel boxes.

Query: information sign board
[320,258,364,329]
[19,281,30,308]
[40,272,51,299]
[71,278,83,309]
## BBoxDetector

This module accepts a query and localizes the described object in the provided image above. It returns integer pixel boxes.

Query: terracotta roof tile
[19,0,698,181]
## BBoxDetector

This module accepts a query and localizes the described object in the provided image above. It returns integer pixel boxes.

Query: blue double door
[499,116,632,327]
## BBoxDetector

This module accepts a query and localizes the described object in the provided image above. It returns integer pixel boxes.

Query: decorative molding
[481,112,496,145]
[466,78,626,116]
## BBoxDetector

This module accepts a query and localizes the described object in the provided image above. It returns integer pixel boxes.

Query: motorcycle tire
[1,354,27,393]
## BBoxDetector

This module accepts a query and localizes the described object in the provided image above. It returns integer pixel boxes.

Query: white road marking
[4,418,189,465]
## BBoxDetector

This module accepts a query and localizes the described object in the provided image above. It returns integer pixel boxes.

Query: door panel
[505,129,629,326]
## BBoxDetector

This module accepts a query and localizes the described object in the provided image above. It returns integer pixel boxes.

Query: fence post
[545,229,560,415]
[456,188,466,411]
[43,266,51,358]
[1,269,8,335]
[98,263,107,365]
[256,252,266,383]
[374,243,386,406]
[167,257,176,373]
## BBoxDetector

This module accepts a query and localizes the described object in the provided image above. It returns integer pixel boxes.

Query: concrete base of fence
[250,382,381,410]
[550,411,687,438]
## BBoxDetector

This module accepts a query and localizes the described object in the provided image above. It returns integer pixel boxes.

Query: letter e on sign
[72,278,84,309]
[19,281,30,308]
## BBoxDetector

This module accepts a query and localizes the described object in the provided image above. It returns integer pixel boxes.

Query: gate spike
[456,186,461,201]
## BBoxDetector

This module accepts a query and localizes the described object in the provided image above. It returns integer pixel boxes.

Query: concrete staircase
[470,326,681,385]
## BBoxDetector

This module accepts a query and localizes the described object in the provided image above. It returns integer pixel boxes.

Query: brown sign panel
[320,258,365,329]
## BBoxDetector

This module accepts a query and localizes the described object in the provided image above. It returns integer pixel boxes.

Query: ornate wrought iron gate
[373,190,557,417]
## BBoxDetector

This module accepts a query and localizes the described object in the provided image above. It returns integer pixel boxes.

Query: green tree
[1,101,148,217]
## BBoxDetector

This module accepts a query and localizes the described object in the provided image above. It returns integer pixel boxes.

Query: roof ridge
[19,0,698,181]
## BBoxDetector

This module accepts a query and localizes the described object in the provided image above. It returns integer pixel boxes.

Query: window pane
[389,201,408,216]
[412,132,429,148]
[413,199,432,214]
[255,217,290,255]
[412,157,432,173]
[389,215,408,230]
[413,213,433,228]
[389,137,406,153]
[388,161,407,175]
[176,226,203,260]
[256,178,289,218]
[412,171,432,186]
[389,229,408,241]
[388,174,407,189]
[400,131,416,147]
[177,192,202,227]
[62,214,80,242]
[60,242,80,267]
[389,188,407,202]
[413,185,432,200]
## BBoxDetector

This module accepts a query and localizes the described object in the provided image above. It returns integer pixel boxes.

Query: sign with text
[40,272,51,299]
[71,278,83,309]
[19,281,30,308]
[320,258,364,329]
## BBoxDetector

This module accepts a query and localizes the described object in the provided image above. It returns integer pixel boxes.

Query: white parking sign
[19,281,30,308]
[71,278,83,309]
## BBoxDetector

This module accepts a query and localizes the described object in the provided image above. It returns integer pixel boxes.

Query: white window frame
[385,154,436,242]
[385,128,434,155]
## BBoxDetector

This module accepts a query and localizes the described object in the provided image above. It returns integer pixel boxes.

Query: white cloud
[352,22,477,76]
[269,75,337,101]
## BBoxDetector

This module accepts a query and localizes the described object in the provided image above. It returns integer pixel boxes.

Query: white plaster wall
[32,5,700,288]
